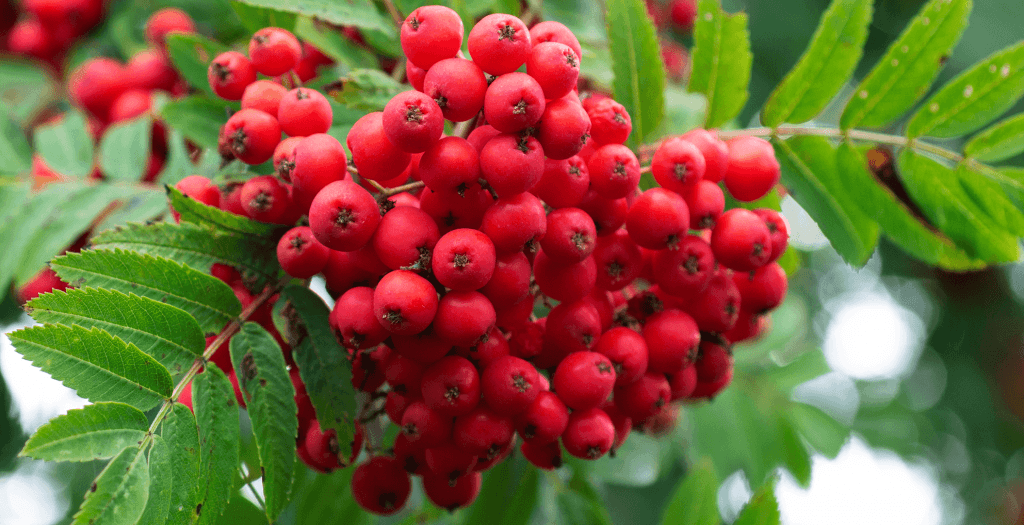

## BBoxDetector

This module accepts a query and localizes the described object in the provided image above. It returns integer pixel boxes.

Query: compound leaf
[72,446,150,525]
[964,112,1024,163]
[167,185,284,237]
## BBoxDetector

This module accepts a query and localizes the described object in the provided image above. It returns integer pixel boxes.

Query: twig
[381,0,404,29]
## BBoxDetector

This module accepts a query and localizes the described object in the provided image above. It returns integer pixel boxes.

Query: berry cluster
[174,6,788,516]
[3,0,105,69]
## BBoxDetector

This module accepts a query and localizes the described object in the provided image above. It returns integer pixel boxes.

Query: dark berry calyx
[498,24,517,41]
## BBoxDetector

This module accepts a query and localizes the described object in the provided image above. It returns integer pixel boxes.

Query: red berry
[425,443,478,483]
[433,291,496,347]
[467,14,531,76]
[432,228,497,291]
[541,207,597,264]
[723,311,768,344]
[587,144,641,199]
[382,90,444,153]
[386,391,414,425]
[249,27,302,77]
[418,136,480,193]
[533,250,597,304]
[277,226,330,278]
[480,355,540,415]
[331,286,389,349]
[479,192,547,254]
[668,365,698,400]
[695,341,732,383]
[480,252,531,307]
[400,5,464,70]
[16,267,70,305]
[594,327,648,386]
[586,98,632,146]
[348,112,412,181]
[239,175,290,223]
[392,326,453,364]
[208,51,256,101]
[536,98,591,161]
[508,320,546,360]
[423,471,482,510]
[562,407,614,459]
[419,355,481,417]
[578,190,629,236]
[680,128,729,182]
[724,136,780,202]
[466,124,502,153]
[483,73,547,133]
[652,137,706,193]
[174,175,219,207]
[733,262,788,313]
[520,440,563,470]
[603,401,632,452]
[683,180,725,230]
[295,42,334,82]
[670,0,698,31]
[69,58,129,121]
[455,326,511,368]
[351,456,412,515]
[108,89,153,123]
[626,188,690,250]
[690,366,733,399]
[384,352,425,397]
[222,109,281,164]
[614,372,671,421]
[278,87,332,137]
[531,156,590,209]
[290,133,348,209]
[406,59,427,91]
[643,309,700,374]
[422,58,488,122]
[711,208,772,271]
[126,49,178,92]
[241,80,287,116]
[393,433,430,475]
[537,300,601,368]
[686,269,741,333]
[453,405,515,459]
[401,400,452,450]
[418,184,494,234]
[651,235,715,299]
[592,229,644,291]
[371,206,440,270]
[302,420,363,472]
[372,270,439,335]
[516,390,569,444]
[553,351,616,410]
[308,180,380,252]
[754,208,789,263]
[529,21,582,64]
[526,42,580,100]
[146,8,195,48]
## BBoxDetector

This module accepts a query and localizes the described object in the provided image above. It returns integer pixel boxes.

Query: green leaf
[166,33,231,97]
[761,0,873,126]
[33,110,94,177]
[897,149,1019,262]
[72,446,150,525]
[231,1,298,32]
[957,163,1024,237]
[0,112,32,175]
[159,131,196,185]
[232,0,395,36]
[8,324,173,410]
[28,288,203,380]
[605,0,666,147]
[463,454,540,525]
[542,0,607,43]
[138,435,174,525]
[774,136,880,266]
[964,113,1024,162]
[294,17,378,70]
[94,188,169,234]
[840,0,972,130]
[161,96,233,150]
[590,432,674,486]
[194,367,242,525]
[907,42,1024,138]
[329,69,405,112]
[279,285,356,464]
[0,58,57,125]
[229,323,297,521]
[291,468,368,525]
[689,0,752,129]
[734,478,781,525]
[834,142,982,270]
[778,417,811,487]
[162,403,202,525]
[661,460,719,525]
[787,403,849,459]
[216,494,269,525]
[556,470,615,525]
[50,249,242,333]
[168,185,285,236]
[20,402,148,462]
[658,85,708,139]
[99,116,153,180]
[91,222,282,288]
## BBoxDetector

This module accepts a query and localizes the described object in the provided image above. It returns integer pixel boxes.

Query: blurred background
[2,0,1024,523]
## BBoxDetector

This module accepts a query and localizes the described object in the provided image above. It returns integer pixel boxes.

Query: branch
[381,0,404,30]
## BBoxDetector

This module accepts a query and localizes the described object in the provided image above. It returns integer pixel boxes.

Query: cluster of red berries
[171,6,787,515]
[3,0,104,69]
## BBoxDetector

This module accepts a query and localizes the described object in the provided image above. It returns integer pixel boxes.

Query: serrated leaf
[661,460,719,525]
[50,249,241,333]
[897,149,1019,262]
[840,0,972,130]
[231,1,297,33]
[761,0,873,126]
[279,285,356,463]
[233,0,394,36]
[167,185,285,236]
[138,435,174,525]
[787,402,849,459]
[161,96,232,150]
[907,42,1024,138]
[162,403,202,525]
[965,113,1024,162]
[606,0,666,147]
[194,367,241,525]
[774,136,880,266]
[20,402,148,462]
[328,69,404,112]
[72,446,150,525]
[166,33,231,98]
[834,142,982,270]
[28,288,203,380]
[734,478,781,525]
[100,116,153,180]
[689,0,752,129]
[294,17,378,70]
[91,222,281,288]
[33,110,94,177]
[9,324,173,410]
[229,323,297,521]
[0,112,32,175]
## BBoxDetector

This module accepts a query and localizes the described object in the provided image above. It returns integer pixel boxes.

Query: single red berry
[371,206,440,270]
[536,98,592,161]
[455,326,511,368]
[208,51,256,101]
[417,136,481,194]
[406,59,427,91]
[480,355,540,416]
[240,175,290,223]
[241,80,287,116]
[594,327,648,386]
[562,407,615,459]
[69,58,129,121]
[290,133,348,209]
[531,156,590,209]
[643,309,701,374]
[382,90,444,153]
[425,443,478,484]
[401,400,453,450]
[174,175,219,208]
[277,226,330,278]
[651,235,715,299]
[384,352,426,397]
[723,310,768,344]
[480,251,531,307]
[591,229,643,291]
[422,58,488,122]
[331,287,389,350]
[754,208,789,263]
[483,73,546,133]
[308,180,380,252]
[626,188,690,250]
[686,269,741,333]
[433,291,496,347]
[400,5,464,70]
[695,341,732,383]
[393,433,430,475]
[586,98,632,146]
[724,136,780,202]
[733,262,788,313]
[541,207,597,264]
[373,270,439,335]
[479,192,547,254]
[536,300,601,368]
[432,228,497,291]
[351,456,412,515]
[386,391,414,425]
[295,42,335,82]
[466,124,502,153]
[528,21,582,64]
[146,8,195,48]
[423,471,482,510]
[527,41,580,100]
[348,112,412,181]
[668,365,698,400]
[711,208,772,271]
[302,420,363,472]
[587,144,641,199]
[520,440,563,470]
[553,351,616,411]
[16,267,70,305]
[125,49,178,92]
[321,250,374,293]
[689,366,734,399]
[614,372,671,421]
[603,400,632,452]
[508,320,546,361]
[682,179,725,230]
[652,137,706,193]
[108,89,153,123]
[249,27,302,76]
[680,128,728,182]
[670,0,698,31]
[578,190,629,236]
[7,19,57,60]
[533,250,597,304]
[418,184,494,234]
[467,13,531,76]
[222,109,281,165]
[516,390,569,444]
[453,405,515,459]
[278,87,332,137]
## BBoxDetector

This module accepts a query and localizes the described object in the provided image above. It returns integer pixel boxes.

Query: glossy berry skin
[651,235,715,299]
[683,179,726,230]
[711,208,772,271]
[521,440,563,470]
[308,180,380,252]
[291,133,348,209]
[423,471,482,511]
[643,309,701,374]
[578,190,629,236]
[479,192,547,254]
[401,400,452,450]
[466,125,502,153]
[423,58,488,122]
[175,175,220,208]
[541,207,597,264]
[754,208,789,262]
[467,13,532,76]
[400,5,464,70]
[384,352,425,397]
[69,58,129,121]
[126,49,179,92]
[586,98,632,146]
[614,372,671,421]
[249,27,302,76]
[724,136,780,202]
[532,157,590,209]
[695,342,732,383]
[668,365,698,400]
[480,355,540,416]
[687,270,741,334]
[592,230,644,291]
[553,351,617,411]
[536,98,591,161]
[690,366,733,400]
[371,206,440,270]
[537,300,601,369]
[453,405,515,459]
[418,136,480,193]
[222,109,280,164]
[529,21,582,63]
[432,229,497,291]
[331,287,389,350]
[406,59,427,90]
[516,390,569,444]
[588,144,641,199]
[480,252,531,307]
[348,112,412,182]
[382,90,444,153]
[424,445,479,483]
[146,8,195,48]
[626,188,690,250]
[420,356,481,417]
[277,226,330,278]
[351,456,411,515]
[455,326,510,368]
[208,52,256,101]
[479,133,546,197]
[533,249,597,304]
[302,420,363,472]
[241,80,287,116]
[733,262,788,313]
[652,137,706,193]
[278,88,332,137]
[484,73,546,134]
[373,270,439,335]
[680,128,729,182]
[240,175,290,223]
[562,408,615,460]
[594,327,648,386]
[527,42,580,100]
[433,291,496,346]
